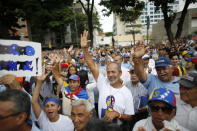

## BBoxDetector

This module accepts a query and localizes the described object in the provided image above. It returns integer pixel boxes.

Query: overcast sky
[94,0,113,32]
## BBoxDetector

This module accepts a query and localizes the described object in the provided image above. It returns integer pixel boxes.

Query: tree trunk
[88,14,94,47]
[26,19,32,41]
[132,29,136,45]
[161,3,174,44]
[165,23,174,44]
[175,0,191,39]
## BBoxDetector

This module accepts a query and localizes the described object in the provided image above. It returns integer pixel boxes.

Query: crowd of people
[0,30,197,131]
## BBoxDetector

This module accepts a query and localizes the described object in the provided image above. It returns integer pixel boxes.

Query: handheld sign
[0,40,42,76]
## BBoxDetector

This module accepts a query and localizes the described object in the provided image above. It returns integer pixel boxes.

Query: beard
[108,77,120,85]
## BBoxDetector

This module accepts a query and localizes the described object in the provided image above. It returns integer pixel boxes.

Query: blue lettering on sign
[23,61,33,71]
[25,46,35,56]
[8,61,17,71]
[9,44,20,55]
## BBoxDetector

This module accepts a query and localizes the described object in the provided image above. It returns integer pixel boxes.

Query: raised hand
[36,66,50,83]
[80,30,91,48]
[133,40,146,58]
[68,45,73,53]
[0,74,21,89]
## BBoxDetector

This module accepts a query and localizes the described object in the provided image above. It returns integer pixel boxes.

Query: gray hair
[0,89,31,116]
[72,99,93,112]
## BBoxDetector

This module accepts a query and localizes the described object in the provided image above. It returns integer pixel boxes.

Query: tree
[0,0,24,39]
[150,0,197,44]
[99,0,144,22]
[77,0,95,47]
[0,0,74,44]
[175,0,197,39]
[22,0,74,44]
[126,23,142,44]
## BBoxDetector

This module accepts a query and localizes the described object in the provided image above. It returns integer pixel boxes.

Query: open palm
[80,30,91,48]
[134,41,146,58]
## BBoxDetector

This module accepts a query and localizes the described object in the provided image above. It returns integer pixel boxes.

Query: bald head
[107,62,121,72]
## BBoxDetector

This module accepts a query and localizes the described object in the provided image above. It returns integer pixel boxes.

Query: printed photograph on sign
[0,40,42,77]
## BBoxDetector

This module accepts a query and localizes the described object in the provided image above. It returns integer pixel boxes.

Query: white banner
[0,40,42,76]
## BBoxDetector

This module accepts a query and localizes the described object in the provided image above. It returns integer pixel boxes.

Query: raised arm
[32,70,49,118]
[133,41,147,82]
[0,74,22,90]
[81,30,99,81]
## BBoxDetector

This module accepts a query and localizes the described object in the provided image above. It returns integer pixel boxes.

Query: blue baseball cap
[101,57,105,62]
[69,74,80,81]
[148,88,176,107]
[155,57,171,68]
[142,54,150,60]
[123,53,130,58]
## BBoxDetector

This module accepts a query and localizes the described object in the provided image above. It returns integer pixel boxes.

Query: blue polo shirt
[142,73,180,95]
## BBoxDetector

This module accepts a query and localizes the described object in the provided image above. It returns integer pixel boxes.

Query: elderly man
[175,72,197,131]
[0,89,38,131]
[71,99,93,131]
[80,31,134,124]
[133,42,180,95]
[133,88,188,131]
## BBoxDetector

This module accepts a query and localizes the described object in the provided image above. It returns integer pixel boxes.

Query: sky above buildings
[95,0,113,32]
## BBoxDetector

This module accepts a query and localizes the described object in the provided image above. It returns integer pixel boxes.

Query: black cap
[179,72,197,88]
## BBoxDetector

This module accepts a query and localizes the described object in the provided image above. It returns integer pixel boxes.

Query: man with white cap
[175,72,197,131]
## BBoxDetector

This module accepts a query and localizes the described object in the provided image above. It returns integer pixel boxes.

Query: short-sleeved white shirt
[175,97,197,131]
[96,73,134,122]
[133,117,189,131]
[38,111,74,131]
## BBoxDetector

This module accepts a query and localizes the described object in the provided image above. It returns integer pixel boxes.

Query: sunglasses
[149,105,174,114]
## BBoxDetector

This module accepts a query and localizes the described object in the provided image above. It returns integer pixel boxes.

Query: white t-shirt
[120,66,130,84]
[97,74,134,122]
[38,111,74,131]
[133,117,189,131]
[175,96,197,131]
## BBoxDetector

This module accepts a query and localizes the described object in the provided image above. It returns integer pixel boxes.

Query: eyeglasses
[0,112,20,120]
[149,105,174,114]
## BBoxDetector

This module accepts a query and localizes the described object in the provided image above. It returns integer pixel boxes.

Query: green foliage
[0,0,74,41]
[100,0,145,23]
[105,32,113,36]
[0,0,24,39]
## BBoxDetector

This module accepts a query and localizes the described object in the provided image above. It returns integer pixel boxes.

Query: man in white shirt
[71,99,93,131]
[32,73,74,131]
[133,88,188,131]
[81,31,134,124]
[175,72,197,131]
